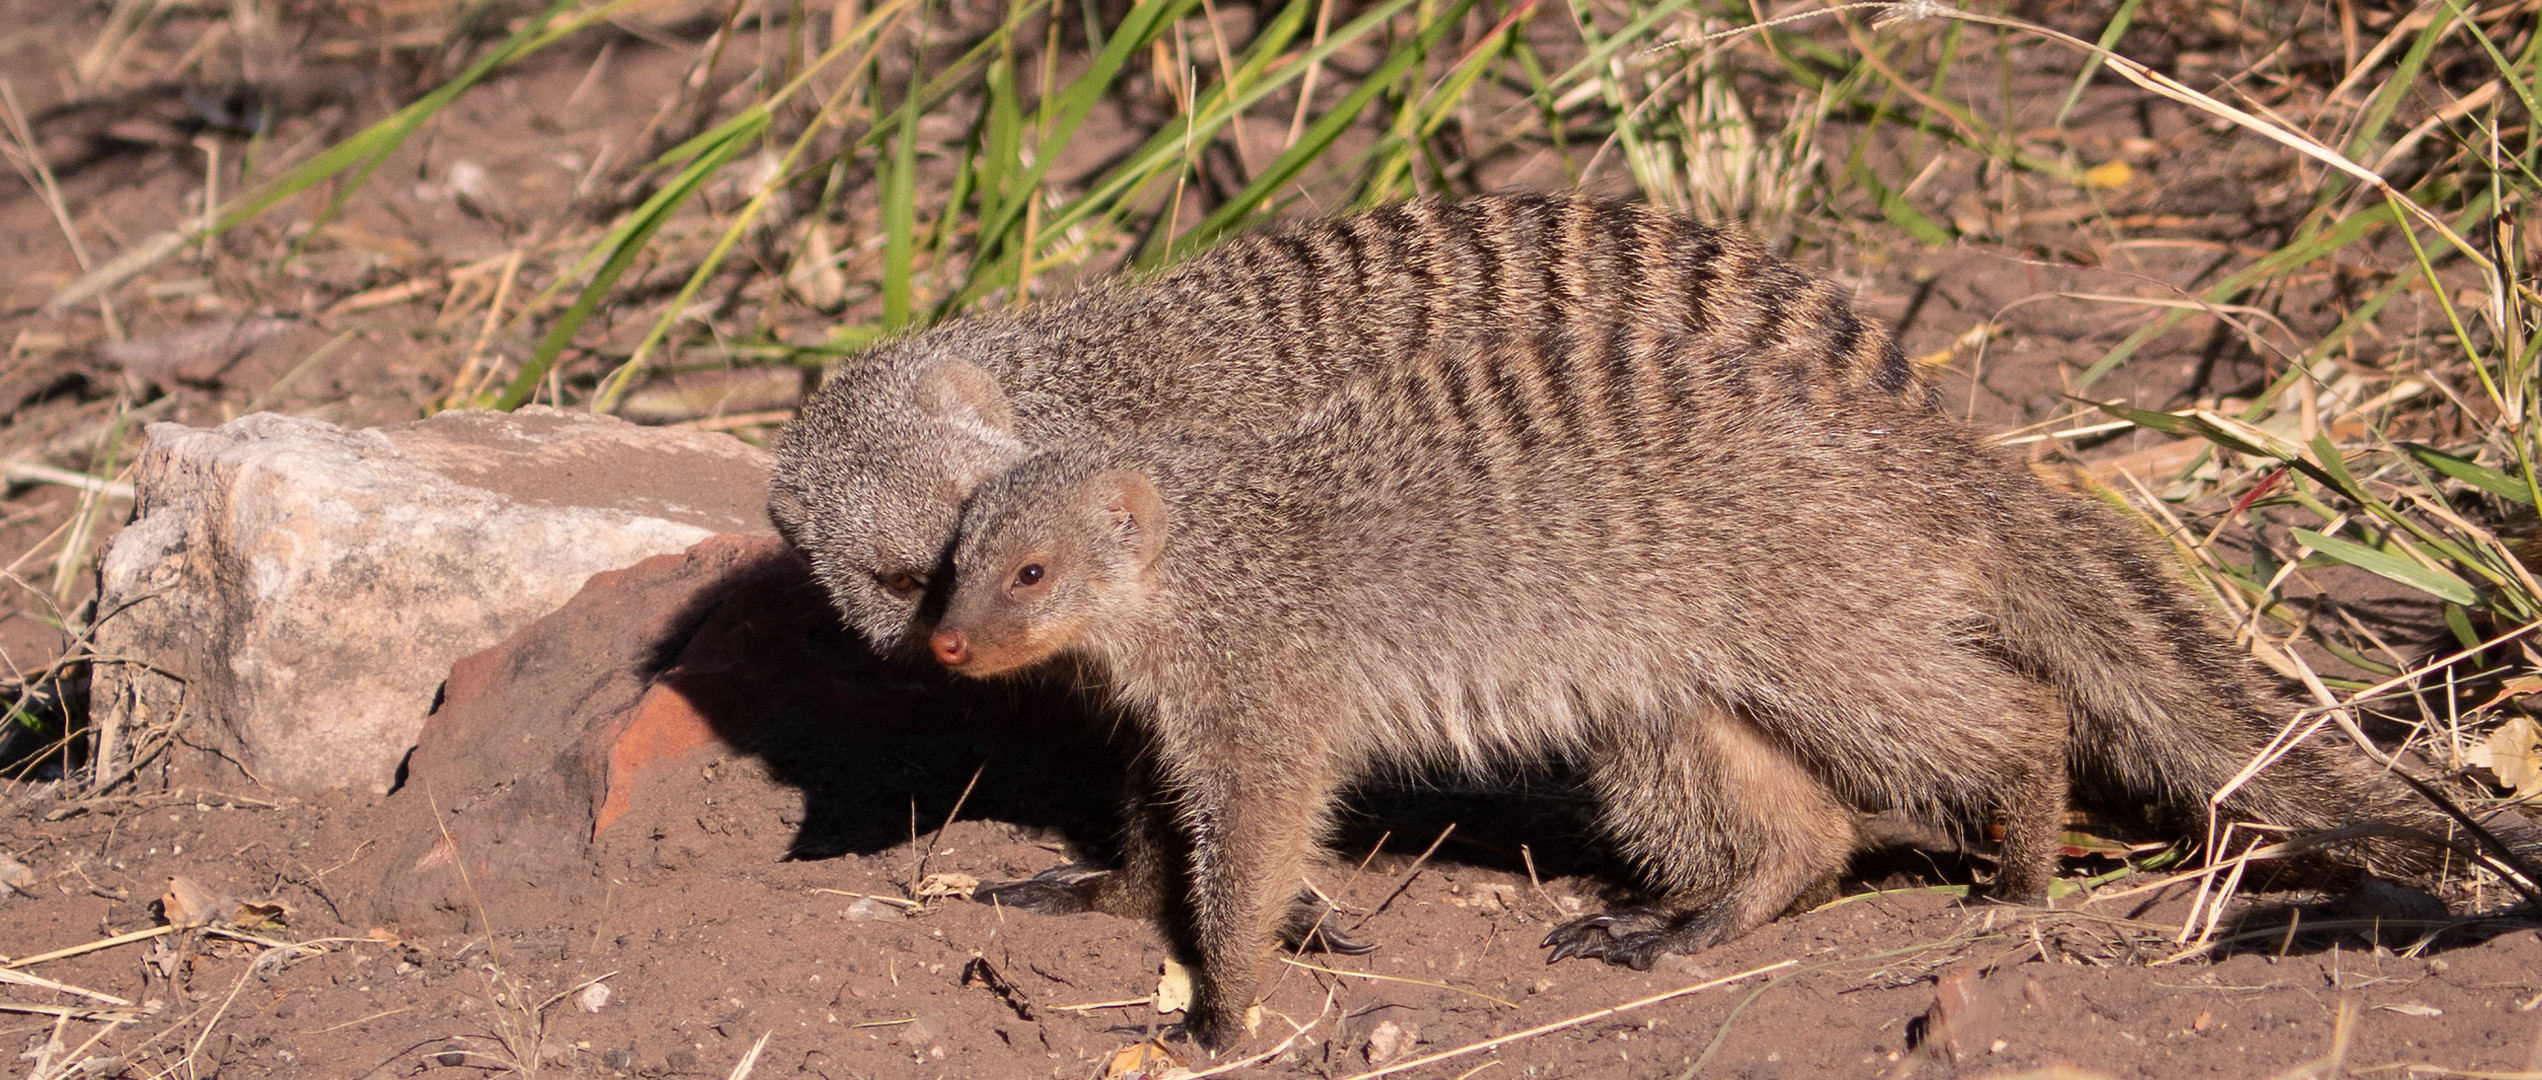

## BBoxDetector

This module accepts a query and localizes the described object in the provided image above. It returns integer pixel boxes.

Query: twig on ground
[1276,958,1518,1009]
[170,957,261,1079]
[906,757,988,898]
[1175,999,1328,1079]
[810,888,922,908]
[1046,997,1152,1012]
[1335,959,1796,1080]
[1348,823,1454,931]
[0,1002,146,1022]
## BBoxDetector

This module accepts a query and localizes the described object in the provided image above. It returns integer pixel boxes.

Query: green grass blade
[973,0,1210,258]
[883,49,923,330]
[941,0,1404,309]
[2293,528,2479,606]
[493,115,767,410]
[2404,443,2536,504]
[2075,202,2398,390]
[1167,0,1480,259]
[2434,0,2541,135]
[214,0,643,237]
[2052,0,2139,127]
[1848,157,1955,246]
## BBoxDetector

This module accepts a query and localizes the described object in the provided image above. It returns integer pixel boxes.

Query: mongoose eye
[879,571,925,597]
[1014,564,1044,587]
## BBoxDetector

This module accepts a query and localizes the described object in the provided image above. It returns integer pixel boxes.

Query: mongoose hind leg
[977,762,1183,920]
[1272,891,1377,955]
[1545,705,1859,971]
[1988,749,2068,906]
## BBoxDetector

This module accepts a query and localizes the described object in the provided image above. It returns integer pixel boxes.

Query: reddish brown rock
[364,533,1114,934]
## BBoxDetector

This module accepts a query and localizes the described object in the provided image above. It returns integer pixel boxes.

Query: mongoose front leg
[969,771,1370,954]
[1544,705,1860,971]
[1170,760,1339,1051]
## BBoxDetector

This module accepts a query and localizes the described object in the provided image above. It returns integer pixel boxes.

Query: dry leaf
[1155,957,1193,1015]
[2377,1002,2443,1017]
[160,876,222,928]
[2468,717,2542,799]
[2478,674,2542,710]
[145,938,180,980]
[0,852,36,896]
[915,872,978,900]
[1102,1038,1181,1080]
[230,902,287,932]
[2081,160,2133,189]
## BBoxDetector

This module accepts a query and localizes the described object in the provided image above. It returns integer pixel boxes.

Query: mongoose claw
[972,863,1112,915]
[1541,908,1678,969]
[1275,893,1377,955]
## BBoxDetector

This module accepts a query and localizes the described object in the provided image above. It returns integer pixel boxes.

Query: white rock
[91,408,772,793]
[843,897,904,922]
[1363,1019,1419,1065]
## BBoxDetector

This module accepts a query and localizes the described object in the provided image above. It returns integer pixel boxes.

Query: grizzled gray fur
[769,193,1926,656]
[930,329,2449,1050]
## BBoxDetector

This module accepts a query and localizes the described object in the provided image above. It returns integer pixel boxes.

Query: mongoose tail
[1989,492,2451,876]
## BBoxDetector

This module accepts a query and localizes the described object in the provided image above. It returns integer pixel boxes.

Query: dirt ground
[3,0,2539,1078]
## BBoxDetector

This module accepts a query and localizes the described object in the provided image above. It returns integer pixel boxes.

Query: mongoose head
[770,356,1031,654]
[931,455,1167,678]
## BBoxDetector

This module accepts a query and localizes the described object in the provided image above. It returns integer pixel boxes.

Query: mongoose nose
[930,629,969,667]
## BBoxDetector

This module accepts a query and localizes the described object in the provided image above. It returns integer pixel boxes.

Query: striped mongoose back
[769,193,1929,656]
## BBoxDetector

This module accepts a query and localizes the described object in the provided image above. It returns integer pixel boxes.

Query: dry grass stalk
[0,76,122,338]
[0,967,134,1006]
[725,1031,772,1080]
[1333,960,1796,1080]
[1275,958,1519,1009]
[4,925,179,969]
[2266,995,2361,1080]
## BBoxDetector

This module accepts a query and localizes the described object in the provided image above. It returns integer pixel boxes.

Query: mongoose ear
[1098,472,1168,572]
[766,488,810,538]
[912,360,1017,437]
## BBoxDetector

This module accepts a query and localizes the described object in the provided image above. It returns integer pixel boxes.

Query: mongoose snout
[928,629,969,667]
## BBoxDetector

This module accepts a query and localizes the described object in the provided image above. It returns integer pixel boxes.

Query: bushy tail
[1987,490,2459,881]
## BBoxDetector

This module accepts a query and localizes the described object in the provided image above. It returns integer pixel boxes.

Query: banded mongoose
[927,332,2451,1049]
[769,194,1931,936]
[769,193,1928,659]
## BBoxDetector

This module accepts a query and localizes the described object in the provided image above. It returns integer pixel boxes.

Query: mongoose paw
[1540,907,1677,969]
[1177,1007,1246,1053]
[1274,892,1377,955]
[972,863,1111,915]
